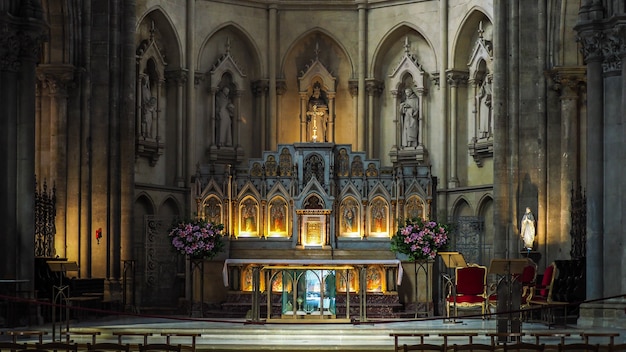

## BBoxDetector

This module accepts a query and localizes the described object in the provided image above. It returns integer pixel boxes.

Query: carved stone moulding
[389,146,428,165]
[468,139,493,167]
[136,139,164,166]
[208,145,245,165]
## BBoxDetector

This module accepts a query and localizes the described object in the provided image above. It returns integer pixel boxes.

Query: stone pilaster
[0,0,47,292]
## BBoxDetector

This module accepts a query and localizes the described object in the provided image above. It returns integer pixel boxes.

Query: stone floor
[2,310,624,351]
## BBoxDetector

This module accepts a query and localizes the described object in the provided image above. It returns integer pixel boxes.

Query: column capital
[36,64,77,96]
[165,69,188,87]
[446,70,469,87]
[365,79,384,96]
[276,80,287,95]
[251,79,269,97]
[0,16,47,72]
[348,80,358,97]
[549,66,587,99]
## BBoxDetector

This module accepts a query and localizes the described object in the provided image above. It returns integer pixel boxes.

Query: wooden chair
[138,344,182,352]
[503,343,546,352]
[404,343,446,352]
[446,264,488,318]
[557,344,599,352]
[86,343,131,352]
[36,342,79,352]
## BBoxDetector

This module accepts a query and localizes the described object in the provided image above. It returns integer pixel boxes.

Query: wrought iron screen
[453,216,484,265]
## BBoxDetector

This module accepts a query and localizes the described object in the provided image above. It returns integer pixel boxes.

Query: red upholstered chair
[446,264,488,318]
[528,262,557,304]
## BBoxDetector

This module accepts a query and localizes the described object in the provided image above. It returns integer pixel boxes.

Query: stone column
[348,81,360,150]
[577,28,603,300]
[492,0,509,260]
[186,0,196,188]
[551,68,585,256]
[365,80,382,157]
[446,71,467,188]
[300,92,308,142]
[268,4,278,150]
[391,90,401,151]
[36,64,76,258]
[0,0,47,288]
[327,92,336,143]
[166,69,188,187]
[357,1,367,155]
[276,80,286,142]
[252,80,268,149]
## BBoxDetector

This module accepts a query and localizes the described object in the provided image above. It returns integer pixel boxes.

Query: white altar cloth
[222,259,404,287]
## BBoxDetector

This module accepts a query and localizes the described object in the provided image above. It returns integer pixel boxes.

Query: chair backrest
[519,261,537,285]
[538,263,557,298]
[404,343,446,352]
[0,342,29,352]
[139,343,182,352]
[558,343,599,352]
[36,342,79,352]
[452,343,495,352]
[87,343,131,352]
[503,342,545,352]
[455,265,487,295]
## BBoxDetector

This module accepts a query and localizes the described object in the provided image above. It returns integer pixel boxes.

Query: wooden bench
[4,330,48,343]
[580,332,620,346]
[160,333,200,352]
[390,333,429,351]
[113,332,153,346]
[62,331,101,344]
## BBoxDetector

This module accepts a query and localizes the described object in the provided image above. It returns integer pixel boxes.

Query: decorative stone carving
[389,37,428,165]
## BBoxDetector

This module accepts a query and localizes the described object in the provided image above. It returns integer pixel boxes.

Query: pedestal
[190,258,204,318]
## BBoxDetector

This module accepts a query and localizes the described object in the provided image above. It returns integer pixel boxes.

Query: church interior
[1,0,626,348]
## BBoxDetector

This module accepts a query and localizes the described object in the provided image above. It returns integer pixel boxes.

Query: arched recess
[197,23,262,160]
[477,195,494,263]
[267,195,289,237]
[158,196,181,220]
[371,23,437,164]
[279,29,355,146]
[135,8,183,186]
[451,197,482,265]
[451,9,493,171]
[134,193,156,245]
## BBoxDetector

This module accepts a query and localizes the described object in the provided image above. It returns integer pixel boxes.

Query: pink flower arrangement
[168,219,224,259]
[391,217,450,261]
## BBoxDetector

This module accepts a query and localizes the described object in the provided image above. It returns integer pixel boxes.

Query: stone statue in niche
[241,199,257,232]
[337,148,349,177]
[371,199,386,233]
[306,82,328,142]
[141,75,157,139]
[399,87,419,147]
[341,198,358,233]
[520,207,536,250]
[216,85,234,147]
[477,75,493,139]
[270,200,286,232]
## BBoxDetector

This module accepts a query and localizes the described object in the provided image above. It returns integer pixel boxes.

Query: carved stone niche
[136,27,166,166]
[388,37,428,165]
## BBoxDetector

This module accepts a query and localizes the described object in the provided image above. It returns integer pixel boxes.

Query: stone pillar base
[577,297,626,329]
